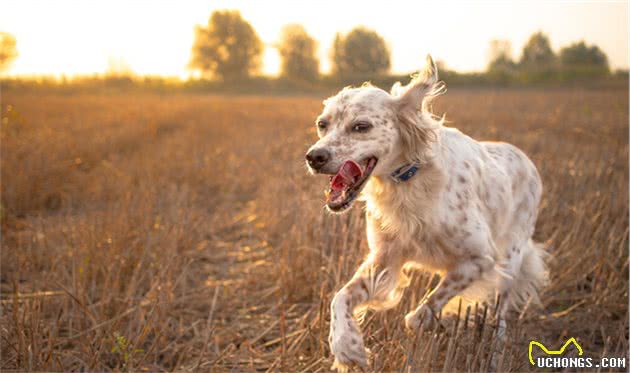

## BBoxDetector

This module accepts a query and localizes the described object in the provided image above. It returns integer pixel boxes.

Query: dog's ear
[393,55,444,112]
[392,55,444,162]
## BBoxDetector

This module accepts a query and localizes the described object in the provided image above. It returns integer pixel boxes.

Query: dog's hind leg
[489,238,547,372]
[498,155,546,319]
[498,238,548,318]
[329,248,406,371]
[497,188,547,320]
[404,253,496,330]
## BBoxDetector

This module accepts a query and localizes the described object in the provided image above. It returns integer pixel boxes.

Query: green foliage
[0,32,18,73]
[189,10,263,81]
[278,24,319,82]
[520,31,555,68]
[111,332,144,371]
[484,32,614,84]
[559,41,609,78]
[2,28,622,93]
[487,39,518,84]
[331,26,390,78]
[486,59,518,84]
[560,41,608,67]
[487,39,516,73]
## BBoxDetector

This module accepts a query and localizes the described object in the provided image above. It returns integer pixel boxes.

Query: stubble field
[1,87,628,371]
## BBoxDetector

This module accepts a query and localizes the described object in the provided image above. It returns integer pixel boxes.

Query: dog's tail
[507,239,549,310]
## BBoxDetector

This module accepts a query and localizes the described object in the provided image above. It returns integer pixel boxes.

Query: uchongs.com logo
[528,338,626,369]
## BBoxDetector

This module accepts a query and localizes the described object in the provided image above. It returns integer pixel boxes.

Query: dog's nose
[305,148,331,170]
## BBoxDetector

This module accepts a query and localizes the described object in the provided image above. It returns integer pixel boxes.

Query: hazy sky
[1,0,628,77]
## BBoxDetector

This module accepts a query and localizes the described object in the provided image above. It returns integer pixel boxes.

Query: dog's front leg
[329,249,404,371]
[405,255,495,330]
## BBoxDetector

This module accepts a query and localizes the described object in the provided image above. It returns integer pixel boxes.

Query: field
[1,87,628,371]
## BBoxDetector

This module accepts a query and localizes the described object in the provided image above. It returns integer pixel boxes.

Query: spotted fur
[307,56,548,371]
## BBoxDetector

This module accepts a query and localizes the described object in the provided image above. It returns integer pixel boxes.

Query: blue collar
[390,163,420,183]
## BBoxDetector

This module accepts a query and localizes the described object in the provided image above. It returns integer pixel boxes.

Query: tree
[520,31,555,68]
[560,41,608,70]
[331,27,390,77]
[487,39,516,71]
[486,39,517,83]
[278,24,319,82]
[0,32,18,73]
[189,10,262,81]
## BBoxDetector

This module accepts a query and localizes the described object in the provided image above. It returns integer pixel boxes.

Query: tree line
[486,31,611,83]
[0,10,625,89]
[189,10,617,84]
[189,10,391,82]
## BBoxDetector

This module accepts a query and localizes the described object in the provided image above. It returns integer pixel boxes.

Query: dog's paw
[329,322,369,370]
[405,304,439,331]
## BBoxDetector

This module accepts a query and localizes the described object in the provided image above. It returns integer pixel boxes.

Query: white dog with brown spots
[305,56,548,371]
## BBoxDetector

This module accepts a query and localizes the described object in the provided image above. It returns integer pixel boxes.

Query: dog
[305,56,548,371]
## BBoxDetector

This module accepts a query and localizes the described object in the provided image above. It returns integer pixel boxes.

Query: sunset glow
[1,0,628,78]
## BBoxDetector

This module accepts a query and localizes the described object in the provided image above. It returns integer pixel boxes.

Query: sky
[1,0,628,78]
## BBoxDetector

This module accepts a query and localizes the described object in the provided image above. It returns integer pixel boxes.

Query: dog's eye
[317,120,329,131]
[352,121,372,133]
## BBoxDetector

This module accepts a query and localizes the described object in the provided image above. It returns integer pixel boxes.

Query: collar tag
[390,163,420,183]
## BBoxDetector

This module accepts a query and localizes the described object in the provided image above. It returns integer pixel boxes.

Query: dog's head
[305,55,445,213]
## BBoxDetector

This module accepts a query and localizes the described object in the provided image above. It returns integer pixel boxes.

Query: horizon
[1,0,628,78]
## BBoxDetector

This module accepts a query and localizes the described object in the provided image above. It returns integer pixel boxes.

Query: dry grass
[1,87,628,372]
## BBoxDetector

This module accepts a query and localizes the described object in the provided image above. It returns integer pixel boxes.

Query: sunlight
[0,0,627,77]
[1,2,628,372]
[262,46,280,77]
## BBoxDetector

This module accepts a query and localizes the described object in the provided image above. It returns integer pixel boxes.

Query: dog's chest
[364,174,441,235]
[366,211,455,271]
[364,175,455,271]
[365,193,429,240]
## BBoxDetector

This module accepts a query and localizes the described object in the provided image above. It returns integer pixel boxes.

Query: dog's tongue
[331,160,363,191]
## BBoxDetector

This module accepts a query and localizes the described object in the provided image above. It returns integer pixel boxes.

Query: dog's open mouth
[325,157,378,212]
